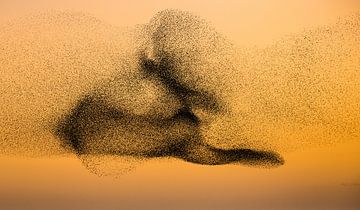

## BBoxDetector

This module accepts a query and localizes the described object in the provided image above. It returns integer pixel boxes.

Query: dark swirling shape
[56,96,283,166]
[56,55,284,167]
[55,10,284,168]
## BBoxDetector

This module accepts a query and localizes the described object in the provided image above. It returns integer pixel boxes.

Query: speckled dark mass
[56,81,283,166]
[1,9,359,176]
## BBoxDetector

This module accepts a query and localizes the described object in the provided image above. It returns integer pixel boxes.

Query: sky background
[0,1,359,209]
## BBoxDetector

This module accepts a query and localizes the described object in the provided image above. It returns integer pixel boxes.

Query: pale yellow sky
[1,0,359,46]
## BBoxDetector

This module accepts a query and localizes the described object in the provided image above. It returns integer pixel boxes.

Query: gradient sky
[0,1,359,210]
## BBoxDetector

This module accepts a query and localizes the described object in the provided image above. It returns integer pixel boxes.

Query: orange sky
[1,0,360,46]
[0,1,359,209]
